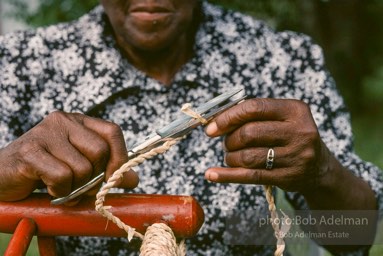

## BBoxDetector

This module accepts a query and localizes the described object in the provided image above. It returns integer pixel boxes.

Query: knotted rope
[95,138,185,255]
[181,103,208,125]
[95,102,290,256]
[140,223,186,256]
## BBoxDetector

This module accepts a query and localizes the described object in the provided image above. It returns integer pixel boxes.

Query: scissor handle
[51,137,170,205]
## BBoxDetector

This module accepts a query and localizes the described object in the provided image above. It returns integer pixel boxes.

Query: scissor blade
[50,88,245,205]
[157,88,243,137]
[128,88,243,155]
[166,94,246,138]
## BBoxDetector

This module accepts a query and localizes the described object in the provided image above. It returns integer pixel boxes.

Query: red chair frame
[0,193,204,256]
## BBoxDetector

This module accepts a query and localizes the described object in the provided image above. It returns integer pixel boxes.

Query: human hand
[0,111,139,203]
[204,98,331,193]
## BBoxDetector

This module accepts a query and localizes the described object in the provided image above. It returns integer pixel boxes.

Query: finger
[113,169,140,189]
[78,115,139,184]
[205,167,286,186]
[225,147,285,169]
[65,118,111,178]
[205,98,296,137]
[45,142,94,191]
[24,149,73,198]
[225,146,305,171]
[77,169,139,204]
[42,112,110,181]
[224,121,291,151]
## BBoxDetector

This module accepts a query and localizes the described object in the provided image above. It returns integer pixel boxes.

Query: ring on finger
[265,148,275,170]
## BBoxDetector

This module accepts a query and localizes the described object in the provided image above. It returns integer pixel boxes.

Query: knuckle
[245,98,257,110]
[218,110,235,130]
[292,99,309,111]
[92,139,110,159]
[241,150,255,167]
[301,148,316,164]
[246,98,264,117]
[104,122,122,135]
[293,100,313,119]
[41,111,73,134]
[300,127,320,144]
[75,160,93,178]
[249,169,263,184]
[223,152,234,166]
[238,124,254,146]
[18,139,43,160]
[46,165,72,186]
[45,110,67,124]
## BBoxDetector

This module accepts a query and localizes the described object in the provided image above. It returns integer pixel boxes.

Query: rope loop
[94,102,288,256]
[140,223,186,256]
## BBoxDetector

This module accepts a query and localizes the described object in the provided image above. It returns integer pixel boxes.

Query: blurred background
[0,0,382,255]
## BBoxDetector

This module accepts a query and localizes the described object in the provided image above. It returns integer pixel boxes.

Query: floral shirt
[1,2,382,256]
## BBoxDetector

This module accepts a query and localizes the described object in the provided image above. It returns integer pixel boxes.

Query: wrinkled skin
[204,98,378,253]
[205,98,328,193]
[205,98,376,211]
[0,112,138,204]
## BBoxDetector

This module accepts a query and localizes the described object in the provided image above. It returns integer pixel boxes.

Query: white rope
[264,185,291,256]
[95,102,288,255]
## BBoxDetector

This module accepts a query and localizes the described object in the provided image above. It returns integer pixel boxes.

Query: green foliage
[5,0,98,27]
[0,233,38,255]
[208,0,300,29]
[5,0,300,29]
[363,66,383,104]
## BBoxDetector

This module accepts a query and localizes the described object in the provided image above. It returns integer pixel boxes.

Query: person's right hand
[0,111,139,203]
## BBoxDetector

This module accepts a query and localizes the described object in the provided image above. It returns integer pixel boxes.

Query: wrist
[300,143,348,208]
[301,144,377,210]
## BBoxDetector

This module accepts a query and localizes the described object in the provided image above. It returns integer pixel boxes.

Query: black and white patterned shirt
[1,2,382,255]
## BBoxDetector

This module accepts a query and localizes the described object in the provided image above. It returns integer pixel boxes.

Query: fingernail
[205,121,218,136]
[205,170,218,181]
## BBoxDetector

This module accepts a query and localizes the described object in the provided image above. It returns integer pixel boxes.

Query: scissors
[51,88,246,205]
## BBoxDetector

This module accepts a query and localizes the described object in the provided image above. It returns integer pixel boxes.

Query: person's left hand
[204,98,332,193]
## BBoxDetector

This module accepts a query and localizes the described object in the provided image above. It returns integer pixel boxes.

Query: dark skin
[204,98,377,252]
[204,98,376,211]
[0,0,378,251]
[0,112,139,204]
[0,0,200,203]
[101,0,200,85]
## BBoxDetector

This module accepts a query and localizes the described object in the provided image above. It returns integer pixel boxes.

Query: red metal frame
[0,193,204,255]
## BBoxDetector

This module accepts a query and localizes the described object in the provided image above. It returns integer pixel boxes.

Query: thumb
[112,168,139,189]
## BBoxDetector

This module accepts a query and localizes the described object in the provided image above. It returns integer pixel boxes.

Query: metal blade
[51,88,245,205]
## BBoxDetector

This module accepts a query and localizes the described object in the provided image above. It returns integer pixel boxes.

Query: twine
[264,185,291,256]
[95,102,289,255]
[95,138,183,245]
[181,103,208,125]
[140,223,186,256]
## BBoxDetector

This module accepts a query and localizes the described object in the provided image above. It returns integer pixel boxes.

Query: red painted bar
[0,193,204,238]
[4,218,36,256]
[37,237,57,256]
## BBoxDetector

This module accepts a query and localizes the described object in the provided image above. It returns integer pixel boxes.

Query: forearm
[301,145,378,253]
[302,145,377,211]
